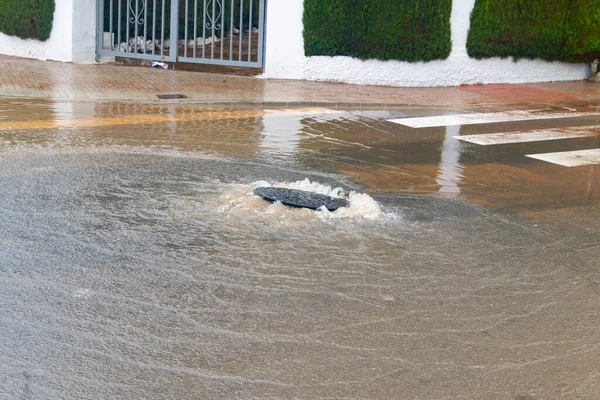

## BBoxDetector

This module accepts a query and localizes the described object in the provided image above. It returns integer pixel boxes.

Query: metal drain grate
[156,94,187,100]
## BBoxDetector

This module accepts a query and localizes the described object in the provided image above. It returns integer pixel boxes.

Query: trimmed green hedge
[0,0,55,42]
[467,0,600,63]
[564,1,600,62]
[303,0,452,62]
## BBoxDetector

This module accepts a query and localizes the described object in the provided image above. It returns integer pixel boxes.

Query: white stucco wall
[0,0,73,61]
[262,0,590,86]
[72,0,98,63]
[0,0,96,63]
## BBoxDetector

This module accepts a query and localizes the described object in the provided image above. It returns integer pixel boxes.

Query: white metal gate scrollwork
[97,0,266,68]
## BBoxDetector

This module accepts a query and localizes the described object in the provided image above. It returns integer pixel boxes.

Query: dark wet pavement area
[1,100,599,399]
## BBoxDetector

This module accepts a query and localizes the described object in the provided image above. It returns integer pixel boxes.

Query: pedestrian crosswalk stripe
[388,110,600,128]
[264,108,341,116]
[455,126,600,145]
[526,149,600,167]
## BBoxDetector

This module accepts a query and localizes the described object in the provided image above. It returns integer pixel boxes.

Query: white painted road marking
[455,126,600,145]
[264,107,342,116]
[388,110,600,128]
[526,149,600,167]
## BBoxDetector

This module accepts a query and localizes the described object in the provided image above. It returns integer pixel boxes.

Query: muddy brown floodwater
[1,99,599,399]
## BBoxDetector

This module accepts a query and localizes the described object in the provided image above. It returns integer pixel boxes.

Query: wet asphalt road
[1,100,599,399]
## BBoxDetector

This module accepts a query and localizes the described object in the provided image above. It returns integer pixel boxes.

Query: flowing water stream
[1,100,599,399]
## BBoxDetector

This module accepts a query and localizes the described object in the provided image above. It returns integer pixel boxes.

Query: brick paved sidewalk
[1,59,600,108]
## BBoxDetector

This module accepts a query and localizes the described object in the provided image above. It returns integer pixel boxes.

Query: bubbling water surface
[218,178,386,222]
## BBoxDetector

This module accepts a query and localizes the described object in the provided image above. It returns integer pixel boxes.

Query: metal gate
[97,0,266,68]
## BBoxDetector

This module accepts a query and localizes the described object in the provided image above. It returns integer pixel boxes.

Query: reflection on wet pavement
[1,100,599,399]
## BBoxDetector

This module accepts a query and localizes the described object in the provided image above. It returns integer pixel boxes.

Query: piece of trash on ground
[150,61,169,69]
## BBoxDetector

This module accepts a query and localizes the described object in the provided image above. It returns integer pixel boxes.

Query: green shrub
[564,0,600,62]
[303,0,452,62]
[0,0,55,42]
[467,0,600,63]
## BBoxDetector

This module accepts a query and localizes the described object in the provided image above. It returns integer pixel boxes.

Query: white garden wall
[262,0,591,86]
[0,0,96,63]
[72,2,98,63]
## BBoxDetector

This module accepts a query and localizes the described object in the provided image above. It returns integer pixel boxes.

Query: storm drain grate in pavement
[156,94,187,99]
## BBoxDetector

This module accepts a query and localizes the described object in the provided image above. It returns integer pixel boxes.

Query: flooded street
[1,99,599,399]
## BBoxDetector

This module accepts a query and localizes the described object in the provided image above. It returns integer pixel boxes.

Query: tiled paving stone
[1,58,599,108]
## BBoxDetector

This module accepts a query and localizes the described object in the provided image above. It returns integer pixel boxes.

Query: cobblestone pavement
[2,58,600,107]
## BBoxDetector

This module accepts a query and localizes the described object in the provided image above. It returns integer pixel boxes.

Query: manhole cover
[254,187,350,211]
[156,94,187,99]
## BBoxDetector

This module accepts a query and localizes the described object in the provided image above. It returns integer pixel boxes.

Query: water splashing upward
[218,178,384,221]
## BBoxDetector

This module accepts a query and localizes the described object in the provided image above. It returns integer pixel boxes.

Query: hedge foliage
[467,0,600,62]
[0,0,55,42]
[303,0,452,62]
[564,1,600,62]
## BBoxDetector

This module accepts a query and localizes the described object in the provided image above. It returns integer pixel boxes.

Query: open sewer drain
[254,187,350,211]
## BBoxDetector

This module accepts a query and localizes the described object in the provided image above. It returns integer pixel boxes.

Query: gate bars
[97,0,266,68]
[98,0,180,62]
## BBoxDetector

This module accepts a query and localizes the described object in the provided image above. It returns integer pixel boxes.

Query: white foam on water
[218,178,386,222]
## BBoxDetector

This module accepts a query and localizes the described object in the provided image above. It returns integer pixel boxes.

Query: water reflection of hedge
[303,0,452,62]
[103,0,260,43]
[467,0,600,62]
[0,0,55,41]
